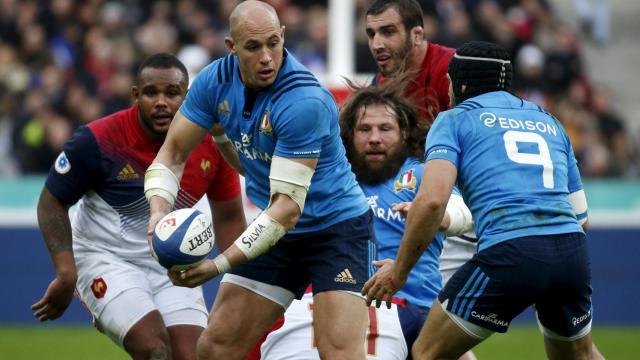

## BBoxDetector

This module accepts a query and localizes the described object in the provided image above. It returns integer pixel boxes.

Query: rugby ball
[152,208,215,271]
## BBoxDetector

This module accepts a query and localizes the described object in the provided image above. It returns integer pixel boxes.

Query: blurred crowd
[0,0,637,178]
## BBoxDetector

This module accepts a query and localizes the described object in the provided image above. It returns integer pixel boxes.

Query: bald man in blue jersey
[363,41,595,359]
[144,1,373,359]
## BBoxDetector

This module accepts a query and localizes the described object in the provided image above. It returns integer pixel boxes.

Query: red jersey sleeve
[207,151,241,202]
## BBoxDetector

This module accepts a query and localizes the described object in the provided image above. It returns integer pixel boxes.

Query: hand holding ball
[152,208,214,271]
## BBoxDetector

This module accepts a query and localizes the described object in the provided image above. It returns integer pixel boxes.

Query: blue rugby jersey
[425,91,584,252]
[361,157,446,308]
[180,49,368,233]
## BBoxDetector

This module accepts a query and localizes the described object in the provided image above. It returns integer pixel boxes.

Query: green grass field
[0,325,638,359]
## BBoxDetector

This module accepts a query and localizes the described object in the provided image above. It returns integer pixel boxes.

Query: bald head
[229,0,280,40]
[224,0,285,89]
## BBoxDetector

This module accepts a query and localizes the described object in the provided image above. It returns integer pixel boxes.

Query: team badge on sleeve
[394,168,417,193]
[54,151,71,174]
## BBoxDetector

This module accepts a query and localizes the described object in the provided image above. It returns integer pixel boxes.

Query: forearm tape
[233,213,288,260]
[212,134,230,144]
[144,163,180,207]
[444,194,474,236]
[568,189,588,225]
[213,254,232,274]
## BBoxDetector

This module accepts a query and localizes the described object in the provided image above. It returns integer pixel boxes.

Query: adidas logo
[117,164,139,180]
[334,268,357,284]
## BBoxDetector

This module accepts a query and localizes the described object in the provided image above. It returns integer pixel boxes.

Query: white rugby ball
[152,208,215,271]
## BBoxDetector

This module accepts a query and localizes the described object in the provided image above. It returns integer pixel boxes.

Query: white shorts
[260,292,407,359]
[439,235,477,285]
[74,252,208,346]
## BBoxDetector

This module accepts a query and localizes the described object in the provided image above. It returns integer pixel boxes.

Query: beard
[349,146,409,185]
[379,34,412,78]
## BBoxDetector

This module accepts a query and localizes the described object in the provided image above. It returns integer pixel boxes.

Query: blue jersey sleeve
[273,97,330,158]
[425,111,461,167]
[179,62,217,130]
[565,133,583,193]
[45,126,103,205]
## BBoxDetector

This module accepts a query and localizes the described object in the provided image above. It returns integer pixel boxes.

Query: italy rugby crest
[217,100,231,117]
[259,109,272,135]
[394,168,417,193]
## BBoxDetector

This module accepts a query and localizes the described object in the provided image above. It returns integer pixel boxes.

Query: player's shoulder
[201,54,238,85]
[403,157,424,171]
[429,42,455,59]
[269,50,329,109]
[83,106,137,144]
[426,42,455,69]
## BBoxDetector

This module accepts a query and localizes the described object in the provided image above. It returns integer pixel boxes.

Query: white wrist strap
[234,213,287,260]
[144,163,180,207]
[212,134,231,144]
[213,255,232,274]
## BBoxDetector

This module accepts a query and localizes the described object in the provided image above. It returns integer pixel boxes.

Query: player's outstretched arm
[168,157,316,288]
[363,159,457,308]
[145,110,209,245]
[31,187,75,321]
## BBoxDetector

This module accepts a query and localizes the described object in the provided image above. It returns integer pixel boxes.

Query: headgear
[447,41,512,105]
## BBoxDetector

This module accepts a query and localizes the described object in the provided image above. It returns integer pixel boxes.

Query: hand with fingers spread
[167,259,219,288]
[361,259,407,309]
[31,275,76,321]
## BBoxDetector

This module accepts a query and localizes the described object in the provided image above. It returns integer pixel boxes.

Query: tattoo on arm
[37,189,73,255]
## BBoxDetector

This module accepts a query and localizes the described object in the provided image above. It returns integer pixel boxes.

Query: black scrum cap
[447,41,513,105]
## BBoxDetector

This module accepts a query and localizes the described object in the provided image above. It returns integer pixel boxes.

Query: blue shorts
[439,232,592,337]
[398,301,429,360]
[230,211,376,298]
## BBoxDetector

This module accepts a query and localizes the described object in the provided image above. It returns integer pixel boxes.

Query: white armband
[144,163,180,207]
[212,134,230,144]
[234,213,288,260]
[568,189,588,225]
[444,194,474,236]
[269,156,314,213]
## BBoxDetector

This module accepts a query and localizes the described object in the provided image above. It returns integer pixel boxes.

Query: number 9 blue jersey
[425,91,584,252]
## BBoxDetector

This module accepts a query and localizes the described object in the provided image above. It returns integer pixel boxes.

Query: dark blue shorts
[398,301,429,360]
[230,211,376,298]
[439,232,592,337]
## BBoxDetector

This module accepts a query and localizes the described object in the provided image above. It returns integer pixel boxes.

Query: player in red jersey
[366,2,477,359]
[32,53,246,360]
[366,0,455,124]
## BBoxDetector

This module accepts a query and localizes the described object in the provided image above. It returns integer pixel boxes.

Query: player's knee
[197,324,237,351]
[315,335,363,359]
[411,340,435,360]
[127,337,171,360]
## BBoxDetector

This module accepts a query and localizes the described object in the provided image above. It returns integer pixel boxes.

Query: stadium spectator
[31,53,247,360]
[145,2,374,359]
[0,0,637,179]
[363,41,595,359]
